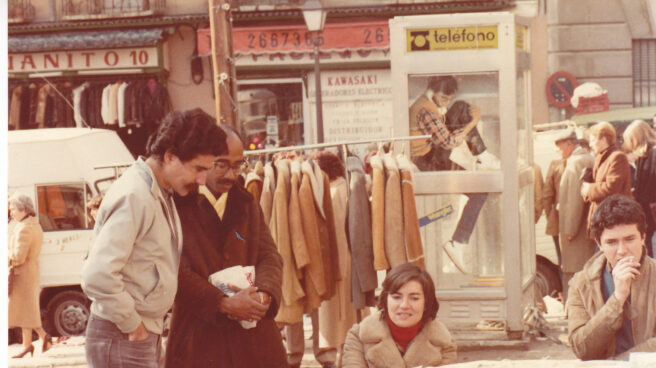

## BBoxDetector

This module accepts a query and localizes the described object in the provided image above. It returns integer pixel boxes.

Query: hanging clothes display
[245,161,265,201]
[398,155,426,268]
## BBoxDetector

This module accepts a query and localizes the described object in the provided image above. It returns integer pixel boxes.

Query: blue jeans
[85,315,161,368]
[452,193,488,244]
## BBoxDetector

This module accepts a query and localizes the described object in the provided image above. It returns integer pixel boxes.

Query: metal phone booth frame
[389,12,535,338]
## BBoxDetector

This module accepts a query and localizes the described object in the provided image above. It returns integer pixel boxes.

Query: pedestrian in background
[581,122,632,238]
[342,263,457,368]
[623,119,656,257]
[555,130,596,300]
[82,109,226,368]
[8,192,53,358]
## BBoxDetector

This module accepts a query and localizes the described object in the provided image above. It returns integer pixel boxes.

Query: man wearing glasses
[165,125,286,368]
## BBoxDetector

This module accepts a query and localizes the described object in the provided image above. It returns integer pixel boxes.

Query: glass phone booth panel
[390,12,534,336]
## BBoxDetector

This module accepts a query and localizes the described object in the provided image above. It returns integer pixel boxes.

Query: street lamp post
[302,0,326,143]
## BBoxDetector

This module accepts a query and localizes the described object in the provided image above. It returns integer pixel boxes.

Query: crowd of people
[7,107,656,367]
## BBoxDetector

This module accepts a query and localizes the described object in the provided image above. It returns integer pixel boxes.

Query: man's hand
[218,285,268,322]
[128,322,149,341]
[612,256,641,304]
[580,182,591,198]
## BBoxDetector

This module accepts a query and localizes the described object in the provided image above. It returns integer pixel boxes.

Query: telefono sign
[406,25,498,51]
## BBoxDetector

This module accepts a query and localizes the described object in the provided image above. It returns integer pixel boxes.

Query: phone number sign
[198,22,390,55]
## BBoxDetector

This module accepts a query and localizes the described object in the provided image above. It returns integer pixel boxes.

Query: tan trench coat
[567,251,656,360]
[558,148,596,273]
[260,162,276,226]
[370,154,389,270]
[8,216,44,328]
[342,310,457,368]
[543,159,565,236]
[271,159,306,324]
[318,177,358,348]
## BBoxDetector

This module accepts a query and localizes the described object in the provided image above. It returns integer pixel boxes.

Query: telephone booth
[390,12,535,336]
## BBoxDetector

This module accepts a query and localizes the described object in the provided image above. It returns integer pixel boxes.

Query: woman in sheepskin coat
[342,263,457,368]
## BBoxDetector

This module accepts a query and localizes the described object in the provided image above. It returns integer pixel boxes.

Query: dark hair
[445,100,472,129]
[377,263,439,324]
[427,76,458,96]
[312,151,345,181]
[590,194,646,243]
[146,108,227,162]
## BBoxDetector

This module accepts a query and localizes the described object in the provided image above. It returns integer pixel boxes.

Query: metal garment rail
[242,135,431,156]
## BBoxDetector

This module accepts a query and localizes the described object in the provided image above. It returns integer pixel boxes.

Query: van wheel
[47,291,90,336]
[535,260,562,298]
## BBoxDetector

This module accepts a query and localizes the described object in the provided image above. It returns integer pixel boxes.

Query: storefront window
[418,192,503,290]
[238,82,304,150]
[408,73,500,172]
[37,183,89,231]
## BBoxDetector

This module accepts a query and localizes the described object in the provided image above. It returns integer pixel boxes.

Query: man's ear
[163,151,176,164]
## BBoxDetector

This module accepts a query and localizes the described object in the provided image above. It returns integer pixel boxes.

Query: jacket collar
[359,310,448,368]
[301,160,325,219]
[346,156,365,174]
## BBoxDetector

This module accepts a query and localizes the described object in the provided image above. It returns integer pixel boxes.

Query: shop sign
[198,21,390,55]
[8,47,159,73]
[406,25,498,52]
[235,49,390,67]
[308,69,393,149]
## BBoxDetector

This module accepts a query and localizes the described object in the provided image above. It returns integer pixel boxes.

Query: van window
[36,184,88,231]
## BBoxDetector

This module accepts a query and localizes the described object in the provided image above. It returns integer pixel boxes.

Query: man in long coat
[557,132,596,300]
[165,126,286,368]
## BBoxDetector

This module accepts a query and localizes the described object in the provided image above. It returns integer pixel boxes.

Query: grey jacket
[82,157,183,334]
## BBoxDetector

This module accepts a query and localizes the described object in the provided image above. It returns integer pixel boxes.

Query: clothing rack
[244,135,431,198]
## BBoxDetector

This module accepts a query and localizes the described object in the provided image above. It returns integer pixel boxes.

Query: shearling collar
[244,171,262,188]
[301,160,325,219]
[263,162,276,196]
[358,310,452,368]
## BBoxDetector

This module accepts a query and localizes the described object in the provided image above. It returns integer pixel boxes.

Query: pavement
[7,297,656,367]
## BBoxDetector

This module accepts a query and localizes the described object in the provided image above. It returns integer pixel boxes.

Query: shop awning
[9,28,167,53]
[197,21,390,56]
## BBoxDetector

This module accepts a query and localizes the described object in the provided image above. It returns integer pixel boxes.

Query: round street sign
[546,71,578,108]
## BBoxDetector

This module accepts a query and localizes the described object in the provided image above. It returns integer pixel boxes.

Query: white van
[8,128,134,336]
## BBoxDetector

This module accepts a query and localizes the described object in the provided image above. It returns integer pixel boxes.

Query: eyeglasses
[211,159,248,174]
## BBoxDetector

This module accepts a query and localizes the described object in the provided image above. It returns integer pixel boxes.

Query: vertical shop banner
[308,69,393,153]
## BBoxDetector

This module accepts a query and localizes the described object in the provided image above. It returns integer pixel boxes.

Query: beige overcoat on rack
[383,154,407,268]
[288,160,310,274]
[271,159,306,324]
[370,154,389,270]
[260,162,276,226]
[319,176,358,349]
[397,155,425,268]
[298,160,328,312]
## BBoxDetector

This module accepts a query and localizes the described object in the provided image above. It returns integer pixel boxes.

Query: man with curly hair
[82,109,226,368]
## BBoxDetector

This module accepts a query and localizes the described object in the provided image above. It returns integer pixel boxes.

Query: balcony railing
[8,0,35,24]
[60,0,166,20]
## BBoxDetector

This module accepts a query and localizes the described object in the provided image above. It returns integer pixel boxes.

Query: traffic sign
[546,71,578,108]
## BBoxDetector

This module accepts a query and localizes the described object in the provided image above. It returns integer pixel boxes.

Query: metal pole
[313,40,324,143]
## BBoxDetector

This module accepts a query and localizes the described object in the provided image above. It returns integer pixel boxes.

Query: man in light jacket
[82,108,226,368]
[567,194,656,360]
[556,130,596,300]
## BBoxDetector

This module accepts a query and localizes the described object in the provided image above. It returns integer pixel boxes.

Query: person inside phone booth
[567,194,656,360]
